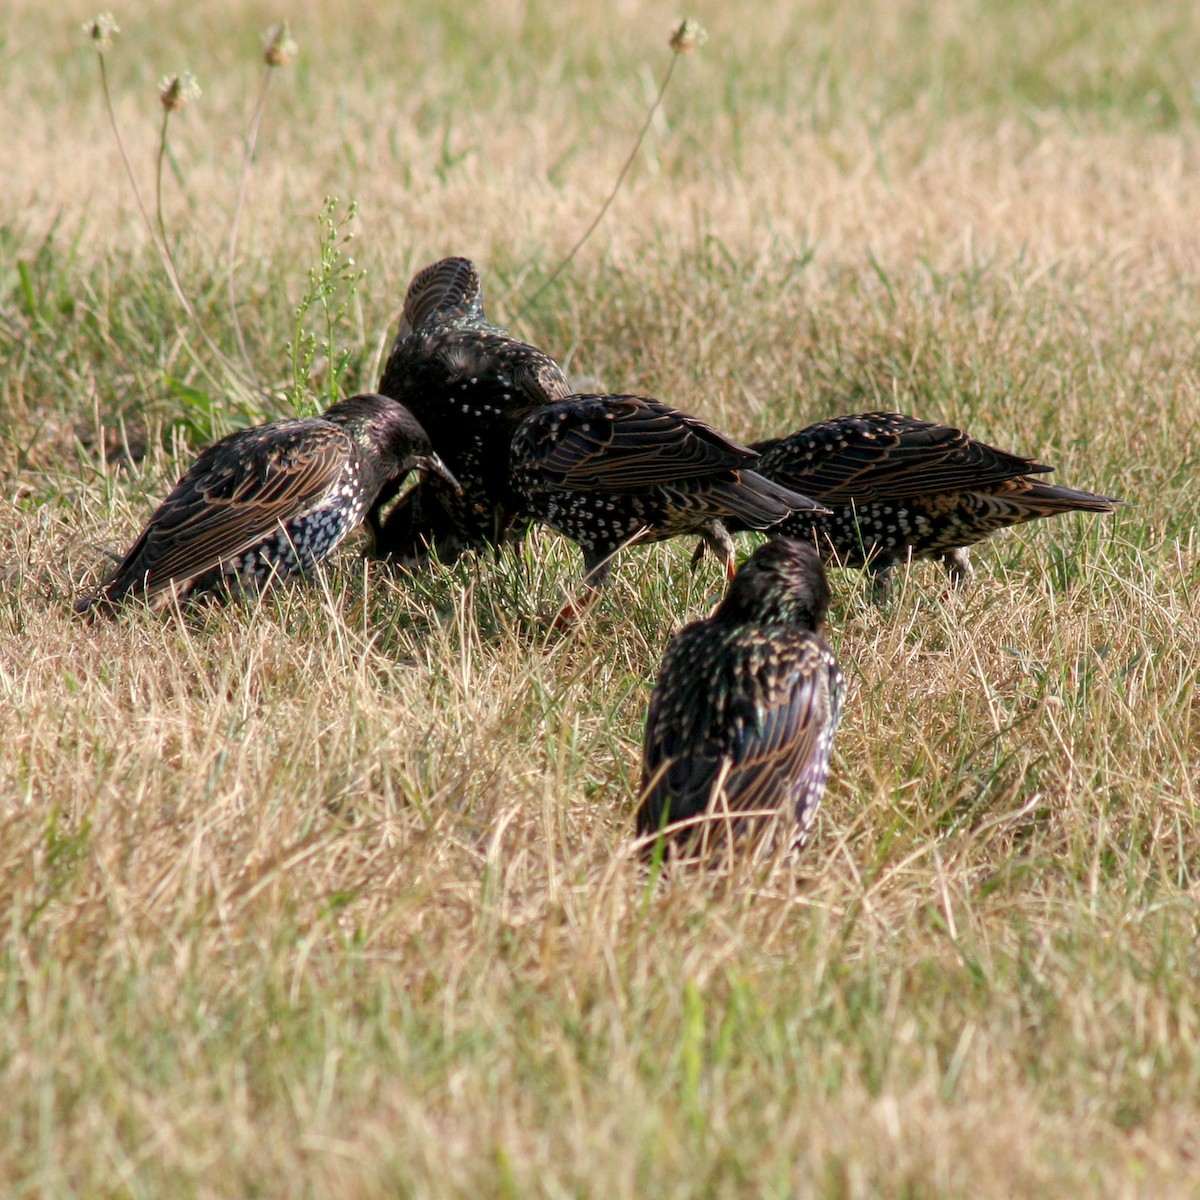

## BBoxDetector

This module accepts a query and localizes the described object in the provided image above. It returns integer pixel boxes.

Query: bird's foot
[867,565,894,605]
[548,589,599,633]
[939,548,973,590]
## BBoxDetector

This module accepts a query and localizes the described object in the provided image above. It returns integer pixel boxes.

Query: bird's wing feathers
[519,395,757,493]
[721,644,841,817]
[642,628,841,830]
[112,422,351,595]
[512,355,573,406]
[759,412,1049,504]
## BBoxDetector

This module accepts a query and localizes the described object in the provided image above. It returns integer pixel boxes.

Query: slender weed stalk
[85,14,280,406]
[155,72,201,266]
[225,23,299,383]
[85,17,197,330]
[516,18,708,320]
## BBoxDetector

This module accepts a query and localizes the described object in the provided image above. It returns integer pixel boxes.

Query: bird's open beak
[419,453,462,494]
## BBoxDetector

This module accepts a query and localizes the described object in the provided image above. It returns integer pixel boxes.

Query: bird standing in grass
[510,393,827,607]
[711,411,1119,598]
[375,256,571,564]
[76,393,457,615]
[638,538,844,861]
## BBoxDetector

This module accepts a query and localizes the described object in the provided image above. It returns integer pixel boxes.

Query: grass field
[2,0,1200,1195]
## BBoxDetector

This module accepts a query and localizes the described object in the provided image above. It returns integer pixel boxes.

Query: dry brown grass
[2,0,1199,1196]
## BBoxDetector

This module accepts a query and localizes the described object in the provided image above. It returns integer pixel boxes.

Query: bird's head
[327,394,461,492]
[713,538,831,633]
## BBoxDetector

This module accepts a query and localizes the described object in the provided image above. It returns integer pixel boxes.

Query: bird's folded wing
[720,645,839,815]
[762,411,1050,504]
[518,395,757,492]
[643,636,839,825]
[117,424,350,593]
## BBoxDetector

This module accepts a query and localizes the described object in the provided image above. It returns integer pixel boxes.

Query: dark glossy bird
[509,393,828,598]
[375,256,571,564]
[76,394,457,615]
[638,539,844,861]
[711,411,1120,597]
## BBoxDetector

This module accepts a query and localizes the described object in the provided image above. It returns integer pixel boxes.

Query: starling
[76,393,457,615]
[715,411,1120,597]
[509,393,828,597]
[638,539,844,861]
[375,256,571,564]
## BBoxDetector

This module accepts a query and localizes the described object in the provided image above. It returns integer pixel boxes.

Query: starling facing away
[375,256,571,564]
[638,538,844,861]
[76,393,457,615]
[713,411,1120,597]
[509,393,828,600]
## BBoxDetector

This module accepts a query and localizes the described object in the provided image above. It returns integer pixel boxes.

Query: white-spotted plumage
[375,257,571,563]
[733,412,1120,596]
[511,393,827,592]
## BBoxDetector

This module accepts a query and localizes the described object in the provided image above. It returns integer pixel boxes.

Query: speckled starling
[375,256,571,564]
[717,411,1119,597]
[510,393,828,595]
[76,394,457,615]
[638,538,844,861]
